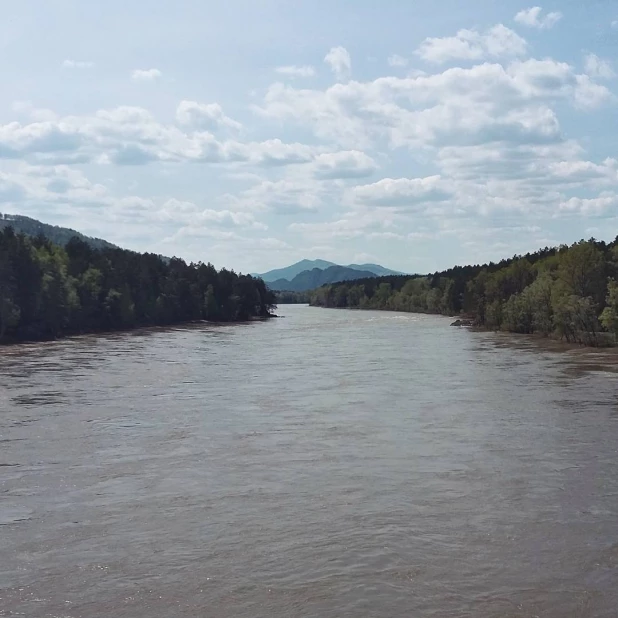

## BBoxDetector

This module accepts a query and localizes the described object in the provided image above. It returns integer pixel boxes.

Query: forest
[0,227,277,343]
[275,290,310,304]
[310,238,618,346]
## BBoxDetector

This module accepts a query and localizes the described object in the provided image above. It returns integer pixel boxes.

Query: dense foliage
[311,238,618,346]
[276,290,310,304]
[0,213,116,251]
[0,227,277,343]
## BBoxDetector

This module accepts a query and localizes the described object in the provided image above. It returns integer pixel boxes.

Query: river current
[1,305,618,617]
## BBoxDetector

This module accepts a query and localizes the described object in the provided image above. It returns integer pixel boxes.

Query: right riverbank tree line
[310,238,618,346]
[0,227,277,343]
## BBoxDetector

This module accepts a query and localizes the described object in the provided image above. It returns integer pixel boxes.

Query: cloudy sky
[1,0,618,274]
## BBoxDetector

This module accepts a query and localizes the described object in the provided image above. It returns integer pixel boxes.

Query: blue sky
[1,0,618,274]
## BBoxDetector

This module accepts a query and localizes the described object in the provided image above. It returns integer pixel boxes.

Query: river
[1,305,618,617]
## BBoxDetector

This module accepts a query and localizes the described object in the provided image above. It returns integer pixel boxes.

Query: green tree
[556,241,605,304]
[333,285,348,308]
[104,284,135,329]
[526,270,554,335]
[502,291,533,334]
[600,279,618,341]
[485,299,503,330]
[372,282,392,308]
[40,270,70,338]
[0,247,20,340]
[203,284,221,320]
[346,284,365,308]
[553,293,599,345]
[466,270,489,325]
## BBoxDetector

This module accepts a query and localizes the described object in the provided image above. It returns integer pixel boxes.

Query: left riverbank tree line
[0,227,277,342]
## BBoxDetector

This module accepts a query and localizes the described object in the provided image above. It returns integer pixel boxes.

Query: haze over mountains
[256,259,404,292]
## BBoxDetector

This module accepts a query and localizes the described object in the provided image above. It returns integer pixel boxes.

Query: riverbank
[310,303,617,350]
[467,323,616,349]
[0,314,278,348]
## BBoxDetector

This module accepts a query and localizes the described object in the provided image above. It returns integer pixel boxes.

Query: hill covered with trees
[0,214,117,251]
[310,238,618,346]
[0,227,277,343]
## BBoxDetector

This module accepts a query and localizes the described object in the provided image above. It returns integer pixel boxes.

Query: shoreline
[309,303,618,352]
[0,314,278,349]
[468,325,617,351]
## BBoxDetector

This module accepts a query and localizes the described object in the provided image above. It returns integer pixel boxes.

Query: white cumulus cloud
[514,7,562,29]
[416,24,527,64]
[559,193,618,215]
[0,106,323,167]
[312,151,378,179]
[584,53,615,80]
[324,46,351,79]
[256,57,611,155]
[131,68,162,81]
[352,176,451,209]
[176,101,242,131]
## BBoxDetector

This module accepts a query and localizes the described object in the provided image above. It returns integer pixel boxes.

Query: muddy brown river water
[1,305,618,617]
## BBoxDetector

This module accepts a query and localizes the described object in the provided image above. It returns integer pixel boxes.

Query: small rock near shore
[450,319,473,327]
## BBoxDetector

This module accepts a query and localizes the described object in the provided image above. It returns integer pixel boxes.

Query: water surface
[1,305,618,617]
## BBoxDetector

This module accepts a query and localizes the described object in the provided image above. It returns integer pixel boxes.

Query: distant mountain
[256,259,337,282]
[256,259,402,283]
[0,214,116,251]
[268,265,379,292]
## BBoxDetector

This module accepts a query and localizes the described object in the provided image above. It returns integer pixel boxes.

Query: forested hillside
[311,238,618,346]
[0,214,116,251]
[0,227,276,343]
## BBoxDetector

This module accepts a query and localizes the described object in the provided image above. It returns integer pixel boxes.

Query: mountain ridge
[257,259,402,284]
[254,259,337,282]
[268,265,385,292]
